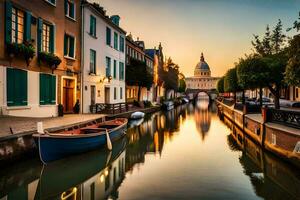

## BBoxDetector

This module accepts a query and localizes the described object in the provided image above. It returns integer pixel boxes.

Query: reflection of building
[186,53,219,90]
[195,100,211,140]
[227,125,300,199]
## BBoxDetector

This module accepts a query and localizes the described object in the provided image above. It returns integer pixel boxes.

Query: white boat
[182,98,189,103]
[130,111,145,119]
[163,101,174,111]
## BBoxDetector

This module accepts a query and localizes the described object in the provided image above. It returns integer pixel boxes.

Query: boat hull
[35,124,127,163]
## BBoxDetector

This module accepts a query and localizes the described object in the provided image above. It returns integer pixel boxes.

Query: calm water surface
[1,100,300,200]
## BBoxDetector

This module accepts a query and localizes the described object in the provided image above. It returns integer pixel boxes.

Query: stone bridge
[185,89,218,102]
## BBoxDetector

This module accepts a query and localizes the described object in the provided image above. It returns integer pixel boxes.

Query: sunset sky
[94,0,299,77]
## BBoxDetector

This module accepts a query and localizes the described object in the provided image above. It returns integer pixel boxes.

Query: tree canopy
[224,67,240,93]
[217,76,224,93]
[285,34,300,86]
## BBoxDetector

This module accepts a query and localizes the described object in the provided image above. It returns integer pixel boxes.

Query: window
[65,0,75,19]
[120,87,123,99]
[90,49,96,74]
[114,87,117,100]
[6,68,27,106]
[114,32,118,50]
[113,60,117,79]
[296,88,299,98]
[64,34,75,58]
[40,73,56,105]
[11,7,24,43]
[106,57,111,77]
[119,36,124,52]
[106,27,111,46]
[89,15,96,37]
[119,62,124,80]
[42,23,54,53]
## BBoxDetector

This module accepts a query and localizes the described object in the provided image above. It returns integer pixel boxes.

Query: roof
[195,53,210,71]
[145,49,156,59]
[82,1,126,34]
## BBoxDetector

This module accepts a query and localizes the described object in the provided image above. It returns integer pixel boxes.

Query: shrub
[143,100,152,108]
[7,42,35,66]
[38,51,62,72]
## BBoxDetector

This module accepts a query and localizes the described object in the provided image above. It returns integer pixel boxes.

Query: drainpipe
[80,4,85,114]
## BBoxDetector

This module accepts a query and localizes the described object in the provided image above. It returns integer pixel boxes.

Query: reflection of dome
[194,101,211,140]
[194,53,211,77]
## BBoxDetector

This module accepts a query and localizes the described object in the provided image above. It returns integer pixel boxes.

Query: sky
[93,0,300,77]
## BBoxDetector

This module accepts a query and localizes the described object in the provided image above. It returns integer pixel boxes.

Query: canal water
[1,100,300,200]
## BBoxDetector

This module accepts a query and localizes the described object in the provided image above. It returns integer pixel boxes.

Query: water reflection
[0,102,300,200]
[226,120,300,200]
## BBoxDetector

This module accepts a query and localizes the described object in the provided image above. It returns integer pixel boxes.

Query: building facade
[82,2,126,113]
[186,53,219,91]
[0,0,81,117]
[125,35,154,102]
[145,43,165,102]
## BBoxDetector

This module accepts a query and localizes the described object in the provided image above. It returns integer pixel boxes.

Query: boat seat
[80,127,107,134]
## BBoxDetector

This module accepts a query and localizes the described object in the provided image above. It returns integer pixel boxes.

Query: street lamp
[99,75,112,83]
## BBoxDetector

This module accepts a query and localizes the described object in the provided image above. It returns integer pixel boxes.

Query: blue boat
[33,118,128,163]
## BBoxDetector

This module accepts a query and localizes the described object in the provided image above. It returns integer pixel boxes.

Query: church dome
[194,53,211,77]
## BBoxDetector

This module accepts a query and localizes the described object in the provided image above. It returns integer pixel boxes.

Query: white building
[186,53,219,91]
[82,2,126,113]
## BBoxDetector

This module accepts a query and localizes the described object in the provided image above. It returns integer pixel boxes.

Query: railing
[267,108,300,129]
[90,103,134,114]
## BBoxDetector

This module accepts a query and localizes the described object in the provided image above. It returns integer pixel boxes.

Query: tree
[126,58,153,101]
[224,67,241,101]
[217,76,224,93]
[285,34,300,86]
[178,78,186,93]
[236,55,269,106]
[251,20,287,109]
[162,57,179,99]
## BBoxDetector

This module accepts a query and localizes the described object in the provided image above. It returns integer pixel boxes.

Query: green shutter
[113,60,116,78]
[64,0,68,15]
[37,18,43,52]
[7,68,27,106]
[106,27,111,45]
[69,36,74,58]
[24,11,32,42]
[5,1,12,44]
[70,2,75,18]
[20,70,27,105]
[49,25,55,53]
[7,68,15,106]
[40,74,45,104]
[51,75,56,104]
[64,34,67,56]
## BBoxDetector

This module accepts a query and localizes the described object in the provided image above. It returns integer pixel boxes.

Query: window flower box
[7,42,35,66]
[38,51,62,73]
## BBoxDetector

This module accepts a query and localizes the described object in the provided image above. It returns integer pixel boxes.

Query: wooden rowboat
[33,118,128,163]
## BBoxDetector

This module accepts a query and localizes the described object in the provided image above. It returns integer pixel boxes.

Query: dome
[194,53,211,77]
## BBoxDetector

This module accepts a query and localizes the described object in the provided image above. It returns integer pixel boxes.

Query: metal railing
[267,108,300,129]
[90,103,133,114]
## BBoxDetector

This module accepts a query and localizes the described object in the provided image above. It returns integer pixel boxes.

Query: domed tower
[194,53,211,77]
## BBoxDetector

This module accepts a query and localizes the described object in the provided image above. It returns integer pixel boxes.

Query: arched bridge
[185,89,218,102]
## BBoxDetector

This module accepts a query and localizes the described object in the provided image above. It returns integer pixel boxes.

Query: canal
[1,100,300,200]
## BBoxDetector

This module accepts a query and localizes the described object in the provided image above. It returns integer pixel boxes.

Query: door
[105,87,110,104]
[91,85,96,105]
[63,79,74,113]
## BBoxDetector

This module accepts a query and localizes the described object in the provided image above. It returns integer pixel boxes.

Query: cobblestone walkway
[0,114,106,138]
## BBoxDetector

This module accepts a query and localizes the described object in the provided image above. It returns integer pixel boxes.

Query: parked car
[280,99,300,108]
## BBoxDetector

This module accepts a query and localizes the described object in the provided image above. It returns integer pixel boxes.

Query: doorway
[91,85,96,105]
[105,87,110,104]
[63,78,75,113]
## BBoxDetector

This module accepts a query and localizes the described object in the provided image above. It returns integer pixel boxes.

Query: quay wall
[216,100,300,168]
[0,106,161,165]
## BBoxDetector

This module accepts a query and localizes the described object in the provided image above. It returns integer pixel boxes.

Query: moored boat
[130,111,145,119]
[33,118,128,163]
